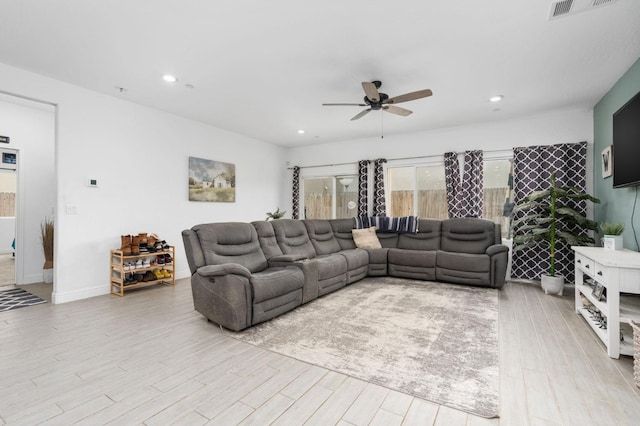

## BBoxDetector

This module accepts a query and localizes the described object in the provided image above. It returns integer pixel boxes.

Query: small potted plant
[512,173,600,295]
[266,207,286,221]
[600,222,624,250]
[41,218,54,283]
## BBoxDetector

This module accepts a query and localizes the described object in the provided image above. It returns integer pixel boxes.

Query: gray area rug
[228,277,499,418]
[0,288,46,312]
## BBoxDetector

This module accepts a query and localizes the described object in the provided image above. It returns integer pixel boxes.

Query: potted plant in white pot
[41,218,54,283]
[600,222,624,250]
[512,173,600,295]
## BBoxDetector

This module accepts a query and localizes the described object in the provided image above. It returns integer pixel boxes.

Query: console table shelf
[573,246,640,358]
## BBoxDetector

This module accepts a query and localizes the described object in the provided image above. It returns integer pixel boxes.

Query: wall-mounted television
[613,90,640,188]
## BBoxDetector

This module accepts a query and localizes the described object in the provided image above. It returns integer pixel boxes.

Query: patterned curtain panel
[444,152,462,218]
[510,141,588,283]
[373,158,387,216]
[357,160,370,217]
[291,166,300,219]
[460,150,484,217]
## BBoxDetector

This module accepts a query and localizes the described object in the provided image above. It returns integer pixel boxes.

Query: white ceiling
[1,0,639,147]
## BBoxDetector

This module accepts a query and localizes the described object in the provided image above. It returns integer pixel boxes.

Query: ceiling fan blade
[350,109,372,121]
[385,89,433,104]
[383,105,413,116]
[362,82,380,102]
[322,103,368,106]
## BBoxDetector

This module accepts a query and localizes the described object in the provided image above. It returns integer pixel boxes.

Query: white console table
[573,246,640,358]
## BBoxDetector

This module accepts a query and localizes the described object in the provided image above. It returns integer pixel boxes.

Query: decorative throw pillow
[352,227,382,249]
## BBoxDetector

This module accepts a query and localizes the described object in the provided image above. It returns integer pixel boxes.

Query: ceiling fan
[323,80,433,121]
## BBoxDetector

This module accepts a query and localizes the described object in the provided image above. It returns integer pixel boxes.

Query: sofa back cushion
[397,219,442,250]
[329,218,357,250]
[376,232,399,248]
[192,222,268,273]
[440,218,497,254]
[270,219,317,259]
[303,219,342,255]
[252,221,283,259]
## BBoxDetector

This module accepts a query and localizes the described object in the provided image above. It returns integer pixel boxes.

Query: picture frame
[601,145,613,178]
[592,282,605,301]
[188,156,236,202]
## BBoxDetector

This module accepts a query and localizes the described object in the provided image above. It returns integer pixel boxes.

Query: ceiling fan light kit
[323,80,433,121]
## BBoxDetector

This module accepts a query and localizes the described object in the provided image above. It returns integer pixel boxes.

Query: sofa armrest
[269,253,308,262]
[486,244,509,256]
[196,263,252,279]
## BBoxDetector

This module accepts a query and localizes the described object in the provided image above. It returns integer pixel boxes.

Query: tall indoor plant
[41,218,54,283]
[512,173,600,295]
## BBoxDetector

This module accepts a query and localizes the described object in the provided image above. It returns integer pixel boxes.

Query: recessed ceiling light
[489,95,504,102]
[185,83,194,89]
[297,130,305,134]
[162,74,178,83]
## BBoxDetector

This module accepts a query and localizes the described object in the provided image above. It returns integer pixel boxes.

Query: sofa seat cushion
[315,254,348,280]
[388,248,437,268]
[436,250,489,273]
[337,248,369,284]
[388,248,437,280]
[338,249,369,270]
[250,266,305,304]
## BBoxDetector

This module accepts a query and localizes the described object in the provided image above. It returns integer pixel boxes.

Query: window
[387,156,513,238]
[483,158,513,239]
[388,164,447,219]
[303,175,357,219]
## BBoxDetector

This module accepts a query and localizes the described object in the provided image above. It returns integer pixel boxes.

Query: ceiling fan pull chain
[381,111,384,139]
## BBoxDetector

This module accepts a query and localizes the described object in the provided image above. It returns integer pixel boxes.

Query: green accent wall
[594,56,640,250]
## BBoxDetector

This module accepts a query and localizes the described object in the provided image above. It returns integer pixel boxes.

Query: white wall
[286,108,595,213]
[0,100,55,282]
[0,62,288,303]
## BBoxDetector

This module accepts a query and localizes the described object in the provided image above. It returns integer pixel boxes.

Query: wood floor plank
[341,383,389,426]
[238,393,295,425]
[209,401,254,425]
[402,398,439,425]
[433,405,467,425]
[194,366,279,420]
[499,375,530,425]
[273,386,333,426]
[272,383,333,425]
[279,365,328,400]
[305,376,367,425]
[239,358,310,409]
[170,410,209,426]
[369,408,404,426]
[41,394,113,426]
[379,390,413,417]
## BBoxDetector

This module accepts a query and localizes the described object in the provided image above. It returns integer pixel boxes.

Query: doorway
[0,152,17,288]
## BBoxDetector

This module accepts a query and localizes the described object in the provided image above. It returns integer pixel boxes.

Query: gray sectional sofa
[182,217,508,331]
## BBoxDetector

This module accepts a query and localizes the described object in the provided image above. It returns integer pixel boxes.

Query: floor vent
[549,0,617,20]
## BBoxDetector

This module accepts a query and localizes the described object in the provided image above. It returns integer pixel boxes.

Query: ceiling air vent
[549,0,617,20]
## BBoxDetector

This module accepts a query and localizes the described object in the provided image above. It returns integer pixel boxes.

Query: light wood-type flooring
[0,278,639,425]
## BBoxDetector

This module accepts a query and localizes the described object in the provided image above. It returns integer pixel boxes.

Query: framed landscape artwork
[188,156,236,202]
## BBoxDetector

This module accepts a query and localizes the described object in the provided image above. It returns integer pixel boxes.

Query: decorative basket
[632,320,640,388]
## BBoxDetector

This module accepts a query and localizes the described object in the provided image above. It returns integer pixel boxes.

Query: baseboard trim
[52,285,108,304]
